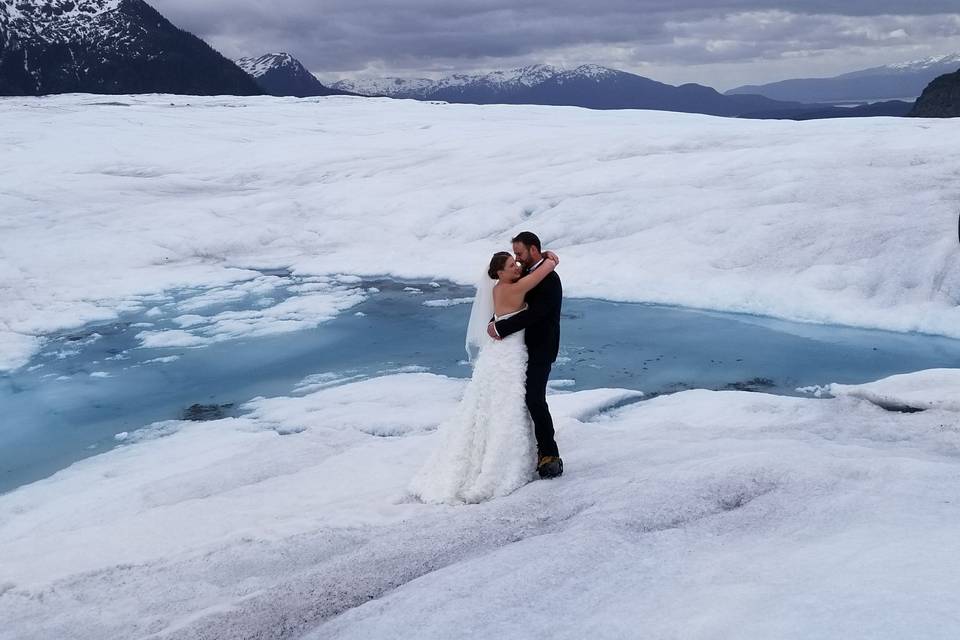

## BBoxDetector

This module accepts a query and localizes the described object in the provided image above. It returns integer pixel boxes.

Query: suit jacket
[494,266,562,364]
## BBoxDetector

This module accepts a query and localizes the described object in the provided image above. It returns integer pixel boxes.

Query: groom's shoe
[537,456,563,479]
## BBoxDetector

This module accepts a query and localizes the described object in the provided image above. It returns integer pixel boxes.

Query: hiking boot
[537,456,563,479]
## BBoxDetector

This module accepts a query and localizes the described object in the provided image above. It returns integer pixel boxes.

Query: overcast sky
[151,1,960,89]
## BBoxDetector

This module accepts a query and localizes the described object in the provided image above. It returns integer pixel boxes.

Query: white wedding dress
[409,307,537,505]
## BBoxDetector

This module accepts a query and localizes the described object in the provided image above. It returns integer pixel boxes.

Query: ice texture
[3,95,960,371]
[2,372,960,638]
[830,368,960,411]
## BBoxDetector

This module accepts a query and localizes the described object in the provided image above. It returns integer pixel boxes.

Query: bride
[409,249,559,504]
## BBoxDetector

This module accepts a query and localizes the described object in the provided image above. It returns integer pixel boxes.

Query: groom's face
[513,242,534,269]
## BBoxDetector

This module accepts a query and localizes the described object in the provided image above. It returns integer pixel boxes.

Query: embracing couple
[410,231,564,505]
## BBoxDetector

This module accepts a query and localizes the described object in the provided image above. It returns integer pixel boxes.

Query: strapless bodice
[494,304,528,322]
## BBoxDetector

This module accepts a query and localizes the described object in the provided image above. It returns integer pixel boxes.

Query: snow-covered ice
[3,94,960,371]
[4,94,960,638]
[3,371,960,638]
[135,279,365,348]
[423,296,473,307]
[830,368,960,412]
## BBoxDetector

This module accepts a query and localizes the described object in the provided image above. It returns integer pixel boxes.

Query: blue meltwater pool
[4,275,960,493]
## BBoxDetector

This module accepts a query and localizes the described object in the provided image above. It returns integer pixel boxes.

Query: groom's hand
[487,322,501,340]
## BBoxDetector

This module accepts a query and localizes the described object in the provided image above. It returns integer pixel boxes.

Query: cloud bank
[150,1,960,87]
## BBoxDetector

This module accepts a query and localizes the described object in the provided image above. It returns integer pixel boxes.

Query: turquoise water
[4,277,960,494]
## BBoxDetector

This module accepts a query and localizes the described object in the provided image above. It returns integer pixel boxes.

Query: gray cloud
[149,0,960,87]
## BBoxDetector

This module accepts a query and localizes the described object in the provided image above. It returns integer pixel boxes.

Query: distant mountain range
[331,64,824,118]
[0,0,260,96]
[236,53,352,97]
[726,54,960,104]
[0,1,938,120]
[910,68,960,117]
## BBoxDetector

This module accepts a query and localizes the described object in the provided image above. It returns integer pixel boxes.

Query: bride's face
[500,259,522,282]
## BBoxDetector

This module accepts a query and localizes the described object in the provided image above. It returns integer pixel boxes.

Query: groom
[488,231,564,479]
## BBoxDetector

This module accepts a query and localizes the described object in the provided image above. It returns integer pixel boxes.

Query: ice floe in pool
[134,275,366,349]
[423,297,473,307]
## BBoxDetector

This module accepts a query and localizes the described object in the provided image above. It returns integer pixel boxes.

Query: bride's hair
[488,252,512,279]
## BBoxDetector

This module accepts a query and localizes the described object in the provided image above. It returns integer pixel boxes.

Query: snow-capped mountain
[879,53,960,74]
[331,64,805,118]
[236,52,352,97]
[332,64,616,99]
[331,76,439,99]
[1,0,122,39]
[0,0,261,96]
[727,53,960,104]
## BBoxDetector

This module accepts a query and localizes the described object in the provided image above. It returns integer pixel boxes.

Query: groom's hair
[511,231,541,252]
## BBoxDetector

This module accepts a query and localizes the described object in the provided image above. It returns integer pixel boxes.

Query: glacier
[3,94,960,638]
[2,93,960,372]
[3,371,960,638]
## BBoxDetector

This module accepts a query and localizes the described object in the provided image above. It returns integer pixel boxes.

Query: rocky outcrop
[909,69,960,117]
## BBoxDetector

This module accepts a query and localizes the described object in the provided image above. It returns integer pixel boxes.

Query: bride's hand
[543,250,559,265]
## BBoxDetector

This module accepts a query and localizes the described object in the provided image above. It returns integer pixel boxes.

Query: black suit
[494,264,562,458]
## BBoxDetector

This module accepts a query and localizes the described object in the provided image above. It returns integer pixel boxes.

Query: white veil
[465,266,496,363]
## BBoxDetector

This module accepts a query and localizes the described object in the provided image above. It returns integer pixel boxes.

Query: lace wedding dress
[409,307,537,504]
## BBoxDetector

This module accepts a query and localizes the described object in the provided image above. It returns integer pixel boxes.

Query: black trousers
[526,362,559,458]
